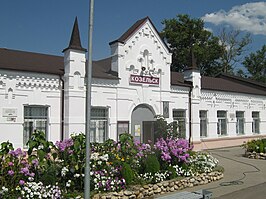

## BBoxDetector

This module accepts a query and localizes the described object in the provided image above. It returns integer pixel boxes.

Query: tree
[242,45,266,83]
[218,28,251,74]
[161,14,224,76]
[235,68,247,78]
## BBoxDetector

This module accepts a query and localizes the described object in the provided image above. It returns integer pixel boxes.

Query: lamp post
[84,0,94,198]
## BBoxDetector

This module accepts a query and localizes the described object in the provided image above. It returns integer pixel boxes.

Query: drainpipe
[189,86,192,147]
[60,76,65,141]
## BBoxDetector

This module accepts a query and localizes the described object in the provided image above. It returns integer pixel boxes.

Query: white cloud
[204,27,213,33]
[202,2,266,35]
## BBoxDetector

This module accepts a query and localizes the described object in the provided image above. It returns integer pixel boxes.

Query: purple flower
[21,159,28,165]
[8,170,14,176]
[68,150,74,154]
[19,180,25,185]
[32,159,39,167]
[154,137,192,164]
[20,167,29,175]
[55,138,73,152]
[8,162,14,166]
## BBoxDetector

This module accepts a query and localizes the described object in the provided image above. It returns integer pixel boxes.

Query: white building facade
[0,17,265,149]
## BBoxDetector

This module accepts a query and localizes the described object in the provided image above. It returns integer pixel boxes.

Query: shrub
[154,115,179,139]
[167,165,178,179]
[144,154,160,174]
[121,163,134,185]
[243,139,266,153]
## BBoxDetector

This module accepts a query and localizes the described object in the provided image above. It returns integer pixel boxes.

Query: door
[143,121,155,144]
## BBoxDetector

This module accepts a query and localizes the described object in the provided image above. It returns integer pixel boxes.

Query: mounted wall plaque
[2,108,17,117]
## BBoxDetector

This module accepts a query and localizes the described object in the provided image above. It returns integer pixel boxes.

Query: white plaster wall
[0,69,61,148]
[63,49,86,137]
[199,90,266,140]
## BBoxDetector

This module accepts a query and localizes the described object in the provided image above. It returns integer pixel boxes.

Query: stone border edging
[92,171,223,199]
[245,151,266,160]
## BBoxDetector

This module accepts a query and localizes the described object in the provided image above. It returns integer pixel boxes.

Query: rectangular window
[90,107,108,143]
[23,106,48,148]
[117,121,129,140]
[236,111,245,135]
[173,110,186,138]
[252,112,260,134]
[217,111,227,135]
[200,111,208,137]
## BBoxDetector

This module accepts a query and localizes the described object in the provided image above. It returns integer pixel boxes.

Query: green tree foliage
[242,45,266,83]
[161,14,223,76]
[218,28,251,74]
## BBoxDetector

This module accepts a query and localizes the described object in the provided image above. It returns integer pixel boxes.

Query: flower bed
[0,132,222,198]
[243,139,266,160]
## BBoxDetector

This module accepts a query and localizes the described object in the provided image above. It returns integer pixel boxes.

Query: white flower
[61,166,69,177]
[91,152,99,160]
[74,173,81,178]
[1,186,8,192]
[28,177,34,182]
[66,180,71,187]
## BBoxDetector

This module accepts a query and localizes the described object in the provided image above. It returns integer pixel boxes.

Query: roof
[92,57,119,80]
[63,17,86,52]
[109,17,148,45]
[171,71,266,96]
[171,72,192,87]
[0,48,64,75]
[201,75,266,96]
[109,16,170,52]
[0,48,118,79]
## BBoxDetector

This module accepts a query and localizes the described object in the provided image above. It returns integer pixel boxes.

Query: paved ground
[181,146,266,198]
[215,182,266,199]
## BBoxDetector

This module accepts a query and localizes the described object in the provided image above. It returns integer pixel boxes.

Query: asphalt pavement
[182,146,266,198]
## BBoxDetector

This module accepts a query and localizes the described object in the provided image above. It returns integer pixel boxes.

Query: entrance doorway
[131,104,155,143]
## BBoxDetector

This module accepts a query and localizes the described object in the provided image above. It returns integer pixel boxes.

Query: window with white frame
[217,111,227,135]
[117,121,129,140]
[252,112,260,134]
[236,111,245,135]
[173,110,186,138]
[23,106,48,148]
[90,107,108,143]
[200,110,208,137]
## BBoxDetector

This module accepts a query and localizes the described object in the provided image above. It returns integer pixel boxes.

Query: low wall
[92,171,223,199]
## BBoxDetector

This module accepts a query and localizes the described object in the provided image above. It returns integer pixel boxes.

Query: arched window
[74,71,81,89]
[143,49,149,68]
[6,87,13,100]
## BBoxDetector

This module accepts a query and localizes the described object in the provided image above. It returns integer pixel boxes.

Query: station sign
[130,74,159,85]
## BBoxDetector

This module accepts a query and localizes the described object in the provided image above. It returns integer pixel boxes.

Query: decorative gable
[109,17,172,90]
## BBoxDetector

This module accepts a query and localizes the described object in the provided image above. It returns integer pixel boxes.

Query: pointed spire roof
[190,48,197,69]
[63,17,86,52]
[184,47,198,71]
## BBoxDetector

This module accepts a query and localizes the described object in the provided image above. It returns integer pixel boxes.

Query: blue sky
[0,0,265,62]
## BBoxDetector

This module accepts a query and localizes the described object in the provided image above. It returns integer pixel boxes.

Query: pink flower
[19,180,25,185]
[8,162,14,166]
[8,170,14,176]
